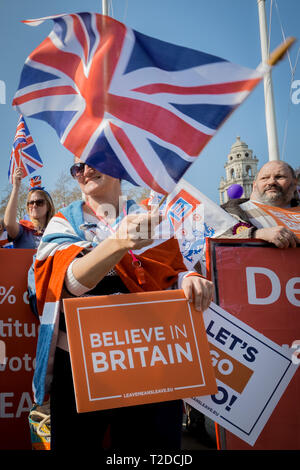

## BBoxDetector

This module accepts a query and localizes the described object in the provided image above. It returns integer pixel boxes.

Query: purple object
[227,184,243,199]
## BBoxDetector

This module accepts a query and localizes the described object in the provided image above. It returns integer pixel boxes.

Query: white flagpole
[102,0,108,15]
[101,0,109,108]
[257,0,280,161]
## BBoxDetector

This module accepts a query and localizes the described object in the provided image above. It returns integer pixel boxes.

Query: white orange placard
[253,202,300,237]
[185,302,298,447]
[63,289,217,413]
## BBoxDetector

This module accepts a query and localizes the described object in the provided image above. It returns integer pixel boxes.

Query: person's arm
[71,212,158,290]
[254,226,299,248]
[4,167,23,240]
[70,210,214,312]
[181,274,214,312]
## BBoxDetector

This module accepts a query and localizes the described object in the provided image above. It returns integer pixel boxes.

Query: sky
[0,0,299,204]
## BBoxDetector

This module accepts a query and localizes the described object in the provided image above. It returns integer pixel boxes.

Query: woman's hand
[181,275,214,312]
[71,209,161,290]
[115,211,160,251]
[13,167,24,187]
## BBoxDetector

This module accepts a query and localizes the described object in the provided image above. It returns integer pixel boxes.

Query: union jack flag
[8,115,43,184]
[30,175,42,188]
[13,13,262,194]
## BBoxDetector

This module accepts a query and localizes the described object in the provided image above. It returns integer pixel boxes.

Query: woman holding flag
[4,167,55,248]
[32,158,214,452]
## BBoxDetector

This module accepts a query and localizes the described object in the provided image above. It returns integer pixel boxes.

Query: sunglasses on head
[27,199,46,207]
[70,162,94,178]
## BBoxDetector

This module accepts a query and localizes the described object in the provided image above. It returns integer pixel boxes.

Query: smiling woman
[31,157,214,452]
[70,158,122,212]
[4,167,55,248]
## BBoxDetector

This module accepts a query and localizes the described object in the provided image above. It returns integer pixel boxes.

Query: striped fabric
[32,200,187,404]
[239,200,282,228]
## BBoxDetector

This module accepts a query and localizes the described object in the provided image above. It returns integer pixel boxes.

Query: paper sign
[185,302,298,446]
[63,289,217,413]
[147,179,236,272]
[207,240,300,449]
[252,202,300,237]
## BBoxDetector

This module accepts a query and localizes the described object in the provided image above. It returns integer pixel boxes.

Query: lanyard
[85,201,146,285]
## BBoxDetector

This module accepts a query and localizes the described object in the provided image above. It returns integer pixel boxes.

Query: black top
[59,273,130,332]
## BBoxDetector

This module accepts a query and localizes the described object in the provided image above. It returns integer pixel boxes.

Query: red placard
[63,289,217,413]
[0,249,38,450]
[207,239,300,450]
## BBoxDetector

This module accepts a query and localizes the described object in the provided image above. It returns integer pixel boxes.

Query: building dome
[230,136,248,150]
[218,137,259,204]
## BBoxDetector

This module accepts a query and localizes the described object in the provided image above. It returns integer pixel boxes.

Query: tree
[50,171,82,212]
[0,172,152,222]
[122,181,150,205]
[0,182,29,220]
[0,171,82,221]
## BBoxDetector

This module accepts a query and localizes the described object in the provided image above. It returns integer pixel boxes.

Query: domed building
[218,136,259,204]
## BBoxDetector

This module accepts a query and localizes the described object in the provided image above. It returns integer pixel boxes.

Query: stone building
[218,136,259,204]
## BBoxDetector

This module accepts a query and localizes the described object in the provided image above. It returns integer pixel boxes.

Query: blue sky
[0,0,299,203]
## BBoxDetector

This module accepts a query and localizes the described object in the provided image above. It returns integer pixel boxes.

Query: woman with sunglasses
[32,159,214,452]
[4,167,55,248]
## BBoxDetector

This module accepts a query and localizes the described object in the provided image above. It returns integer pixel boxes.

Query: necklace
[85,201,146,286]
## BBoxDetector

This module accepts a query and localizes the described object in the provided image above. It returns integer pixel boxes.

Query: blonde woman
[4,167,55,248]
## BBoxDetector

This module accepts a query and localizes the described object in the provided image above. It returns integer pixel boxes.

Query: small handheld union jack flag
[8,115,43,184]
[30,175,42,188]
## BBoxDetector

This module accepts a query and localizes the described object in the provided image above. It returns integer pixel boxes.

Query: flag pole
[267,37,296,67]
[257,0,280,162]
[101,0,109,113]
[102,0,108,15]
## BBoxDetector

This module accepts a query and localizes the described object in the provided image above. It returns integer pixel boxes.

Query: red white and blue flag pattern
[13,12,262,194]
[8,115,43,184]
[30,174,42,188]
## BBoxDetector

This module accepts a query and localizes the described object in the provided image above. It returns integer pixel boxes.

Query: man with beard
[220,161,299,248]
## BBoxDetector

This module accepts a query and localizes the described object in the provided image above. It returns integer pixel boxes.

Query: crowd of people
[1,158,299,452]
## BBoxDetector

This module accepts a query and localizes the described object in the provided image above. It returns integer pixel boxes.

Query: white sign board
[185,302,299,446]
[147,179,236,272]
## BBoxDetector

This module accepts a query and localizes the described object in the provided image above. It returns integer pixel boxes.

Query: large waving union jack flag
[8,115,43,184]
[13,12,262,194]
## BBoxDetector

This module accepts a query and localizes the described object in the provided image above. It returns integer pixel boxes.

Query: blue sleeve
[8,223,23,242]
